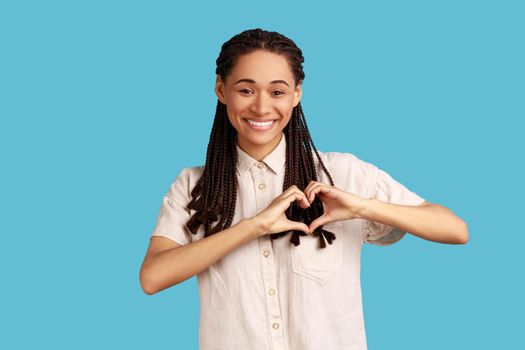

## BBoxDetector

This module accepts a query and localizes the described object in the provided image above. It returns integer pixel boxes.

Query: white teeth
[246,119,275,127]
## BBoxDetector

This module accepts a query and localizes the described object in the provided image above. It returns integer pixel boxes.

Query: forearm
[358,199,469,244]
[143,218,260,294]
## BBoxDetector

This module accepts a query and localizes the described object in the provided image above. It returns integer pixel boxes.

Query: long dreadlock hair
[186,28,337,249]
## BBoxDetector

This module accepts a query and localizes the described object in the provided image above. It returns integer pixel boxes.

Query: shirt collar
[236,132,286,176]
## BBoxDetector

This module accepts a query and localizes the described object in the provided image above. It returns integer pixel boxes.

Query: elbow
[141,282,157,296]
[456,221,469,244]
[140,267,159,295]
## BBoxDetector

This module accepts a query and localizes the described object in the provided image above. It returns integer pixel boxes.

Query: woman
[140,28,468,350]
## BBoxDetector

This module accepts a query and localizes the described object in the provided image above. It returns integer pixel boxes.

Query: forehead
[229,50,294,85]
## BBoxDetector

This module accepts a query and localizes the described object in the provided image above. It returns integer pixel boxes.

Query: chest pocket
[290,221,344,284]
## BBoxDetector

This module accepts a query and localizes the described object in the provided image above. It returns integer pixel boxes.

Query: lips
[242,117,278,130]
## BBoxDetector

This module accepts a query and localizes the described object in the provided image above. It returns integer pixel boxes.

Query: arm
[359,200,469,244]
[140,186,311,295]
[140,218,260,295]
[303,181,469,245]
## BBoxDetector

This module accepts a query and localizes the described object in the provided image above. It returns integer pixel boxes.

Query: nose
[249,93,272,116]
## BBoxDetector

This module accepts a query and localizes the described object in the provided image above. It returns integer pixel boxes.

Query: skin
[215,49,302,161]
[140,49,468,295]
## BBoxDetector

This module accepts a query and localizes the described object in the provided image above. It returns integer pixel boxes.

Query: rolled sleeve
[150,168,193,246]
[363,165,425,246]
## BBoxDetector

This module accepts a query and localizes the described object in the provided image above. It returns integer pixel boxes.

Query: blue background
[1,0,523,349]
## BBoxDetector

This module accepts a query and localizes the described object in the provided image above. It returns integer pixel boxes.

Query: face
[215,50,302,160]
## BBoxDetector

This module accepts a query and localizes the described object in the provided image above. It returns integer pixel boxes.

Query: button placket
[250,165,285,349]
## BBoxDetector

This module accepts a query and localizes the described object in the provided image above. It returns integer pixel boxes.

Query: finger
[308,214,331,234]
[279,187,303,204]
[279,192,309,212]
[305,181,329,198]
[286,219,311,235]
[288,189,310,208]
[303,180,318,197]
[307,184,330,202]
[282,185,300,196]
[271,186,300,205]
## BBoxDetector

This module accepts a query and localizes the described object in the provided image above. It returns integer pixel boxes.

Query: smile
[243,118,277,131]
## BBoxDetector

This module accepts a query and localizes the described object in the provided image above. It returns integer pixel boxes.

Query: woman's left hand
[304,181,367,234]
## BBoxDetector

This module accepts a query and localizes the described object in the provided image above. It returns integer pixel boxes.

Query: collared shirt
[150,132,425,350]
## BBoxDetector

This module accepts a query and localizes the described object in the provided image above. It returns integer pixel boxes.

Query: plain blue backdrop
[1,0,523,349]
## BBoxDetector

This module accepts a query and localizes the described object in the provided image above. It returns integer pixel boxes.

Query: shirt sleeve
[150,168,194,246]
[363,164,425,246]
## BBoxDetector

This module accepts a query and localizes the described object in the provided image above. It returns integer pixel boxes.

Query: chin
[239,128,283,146]
[244,132,279,144]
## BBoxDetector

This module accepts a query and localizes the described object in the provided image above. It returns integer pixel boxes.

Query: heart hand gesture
[304,181,367,234]
[251,185,312,238]
[250,182,367,237]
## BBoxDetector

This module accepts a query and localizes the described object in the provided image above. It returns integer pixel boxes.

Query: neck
[237,133,283,161]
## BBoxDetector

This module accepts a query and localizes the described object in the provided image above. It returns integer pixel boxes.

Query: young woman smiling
[140,28,468,350]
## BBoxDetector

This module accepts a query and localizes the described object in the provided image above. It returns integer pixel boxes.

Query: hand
[304,181,367,234]
[250,185,311,238]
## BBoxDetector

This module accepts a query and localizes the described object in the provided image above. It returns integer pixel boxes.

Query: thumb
[308,215,331,234]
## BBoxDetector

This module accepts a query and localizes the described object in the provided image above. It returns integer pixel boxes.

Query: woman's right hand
[249,185,312,238]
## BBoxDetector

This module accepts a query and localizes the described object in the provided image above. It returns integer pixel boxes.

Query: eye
[239,89,253,95]
[273,91,285,96]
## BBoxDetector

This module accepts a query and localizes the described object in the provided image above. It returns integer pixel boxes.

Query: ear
[293,81,303,107]
[215,75,227,104]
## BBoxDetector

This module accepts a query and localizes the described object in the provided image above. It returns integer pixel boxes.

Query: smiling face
[215,50,302,161]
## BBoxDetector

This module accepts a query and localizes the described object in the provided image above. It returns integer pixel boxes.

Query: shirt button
[268,288,275,296]
[258,183,265,190]
[257,162,264,169]
[272,323,279,330]
[263,250,270,257]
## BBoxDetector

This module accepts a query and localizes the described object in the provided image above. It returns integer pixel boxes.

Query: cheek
[276,97,295,110]
[277,100,296,119]
[226,95,249,112]
[225,108,239,128]
[282,114,293,126]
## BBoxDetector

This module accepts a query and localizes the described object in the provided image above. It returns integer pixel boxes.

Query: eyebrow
[233,78,290,87]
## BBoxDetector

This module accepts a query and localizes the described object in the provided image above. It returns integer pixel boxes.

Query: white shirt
[150,133,425,350]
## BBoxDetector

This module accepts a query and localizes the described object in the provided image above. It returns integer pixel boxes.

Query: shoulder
[167,164,205,198]
[180,164,205,180]
[314,150,378,195]
[315,150,377,177]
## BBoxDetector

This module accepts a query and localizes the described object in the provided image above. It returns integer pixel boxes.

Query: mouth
[242,118,278,131]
